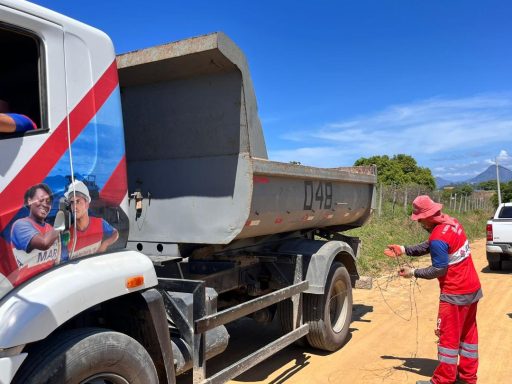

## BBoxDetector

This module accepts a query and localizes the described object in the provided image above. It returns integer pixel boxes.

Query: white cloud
[497,150,512,166]
[312,95,512,155]
[269,93,512,180]
[484,150,512,168]
[269,146,342,167]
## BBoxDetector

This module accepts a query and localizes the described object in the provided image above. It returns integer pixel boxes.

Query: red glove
[384,244,405,257]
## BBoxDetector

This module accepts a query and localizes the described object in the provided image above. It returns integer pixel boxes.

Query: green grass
[345,204,491,276]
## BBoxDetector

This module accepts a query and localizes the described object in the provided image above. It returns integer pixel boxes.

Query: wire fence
[374,184,495,217]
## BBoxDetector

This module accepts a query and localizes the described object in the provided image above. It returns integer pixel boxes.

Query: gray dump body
[117,33,376,247]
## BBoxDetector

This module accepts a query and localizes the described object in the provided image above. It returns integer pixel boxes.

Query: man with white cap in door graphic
[65,180,119,258]
[384,195,482,384]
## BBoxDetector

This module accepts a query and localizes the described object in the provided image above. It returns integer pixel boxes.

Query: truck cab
[0,0,130,292]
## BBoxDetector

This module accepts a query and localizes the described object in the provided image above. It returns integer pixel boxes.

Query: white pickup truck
[486,202,512,270]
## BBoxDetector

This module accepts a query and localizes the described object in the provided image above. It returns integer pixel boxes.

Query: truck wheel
[13,328,159,384]
[277,299,307,346]
[305,261,352,351]
[277,299,293,332]
[487,251,503,271]
[489,259,502,271]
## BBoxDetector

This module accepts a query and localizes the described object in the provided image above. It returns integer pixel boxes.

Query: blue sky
[32,0,512,182]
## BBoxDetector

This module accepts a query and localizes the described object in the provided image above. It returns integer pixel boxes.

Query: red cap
[411,195,442,221]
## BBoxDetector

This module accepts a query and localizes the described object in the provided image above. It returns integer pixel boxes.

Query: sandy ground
[191,238,511,384]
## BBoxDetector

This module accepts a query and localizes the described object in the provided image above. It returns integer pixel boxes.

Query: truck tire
[487,251,503,271]
[277,299,294,332]
[277,299,307,346]
[489,260,502,271]
[304,261,352,351]
[13,328,159,384]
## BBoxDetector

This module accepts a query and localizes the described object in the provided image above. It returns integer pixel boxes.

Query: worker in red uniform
[385,195,482,384]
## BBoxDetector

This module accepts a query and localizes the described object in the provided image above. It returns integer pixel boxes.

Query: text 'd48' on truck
[0,1,376,383]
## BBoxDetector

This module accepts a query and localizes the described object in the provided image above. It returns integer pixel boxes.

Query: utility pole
[496,157,502,205]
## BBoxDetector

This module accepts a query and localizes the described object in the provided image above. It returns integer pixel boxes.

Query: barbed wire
[375,184,494,217]
[348,255,425,383]
[372,254,424,362]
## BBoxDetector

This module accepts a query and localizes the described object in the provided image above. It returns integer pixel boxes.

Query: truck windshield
[498,206,512,218]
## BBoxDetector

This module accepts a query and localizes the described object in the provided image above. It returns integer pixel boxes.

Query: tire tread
[13,327,158,384]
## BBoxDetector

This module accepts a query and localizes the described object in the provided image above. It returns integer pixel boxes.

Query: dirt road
[200,238,511,383]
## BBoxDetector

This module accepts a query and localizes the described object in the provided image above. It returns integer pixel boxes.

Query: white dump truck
[0,1,377,383]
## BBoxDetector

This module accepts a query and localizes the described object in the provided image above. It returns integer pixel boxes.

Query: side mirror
[54,210,66,231]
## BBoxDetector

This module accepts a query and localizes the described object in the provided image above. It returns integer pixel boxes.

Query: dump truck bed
[117,33,376,247]
[242,159,375,239]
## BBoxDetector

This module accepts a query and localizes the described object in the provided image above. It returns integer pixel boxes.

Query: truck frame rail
[159,255,307,383]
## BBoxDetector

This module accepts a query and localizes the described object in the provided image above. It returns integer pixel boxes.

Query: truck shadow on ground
[380,355,438,377]
[352,303,373,322]
[480,265,512,274]
[480,259,512,274]
[178,305,373,383]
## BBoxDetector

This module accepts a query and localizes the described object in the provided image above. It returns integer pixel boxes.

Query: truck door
[0,5,69,296]
[62,27,129,260]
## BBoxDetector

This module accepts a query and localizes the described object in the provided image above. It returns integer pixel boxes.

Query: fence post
[404,188,408,213]
[378,184,383,217]
[392,188,396,213]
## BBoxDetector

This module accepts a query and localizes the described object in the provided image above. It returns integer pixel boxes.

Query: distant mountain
[435,165,512,189]
[435,177,454,189]
[467,165,512,185]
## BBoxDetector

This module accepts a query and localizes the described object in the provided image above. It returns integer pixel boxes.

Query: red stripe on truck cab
[100,155,128,206]
[0,61,119,231]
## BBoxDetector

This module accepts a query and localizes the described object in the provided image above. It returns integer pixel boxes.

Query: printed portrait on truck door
[65,180,119,258]
[9,183,62,282]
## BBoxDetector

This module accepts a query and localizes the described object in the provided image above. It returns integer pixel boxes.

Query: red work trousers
[431,300,479,384]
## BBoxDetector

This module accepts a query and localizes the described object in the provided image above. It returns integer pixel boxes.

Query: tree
[477,180,497,191]
[475,180,512,207]
[441,184,474,200]
[459,184,474,195]
[491,181,512,207]
[354,154,435,189]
